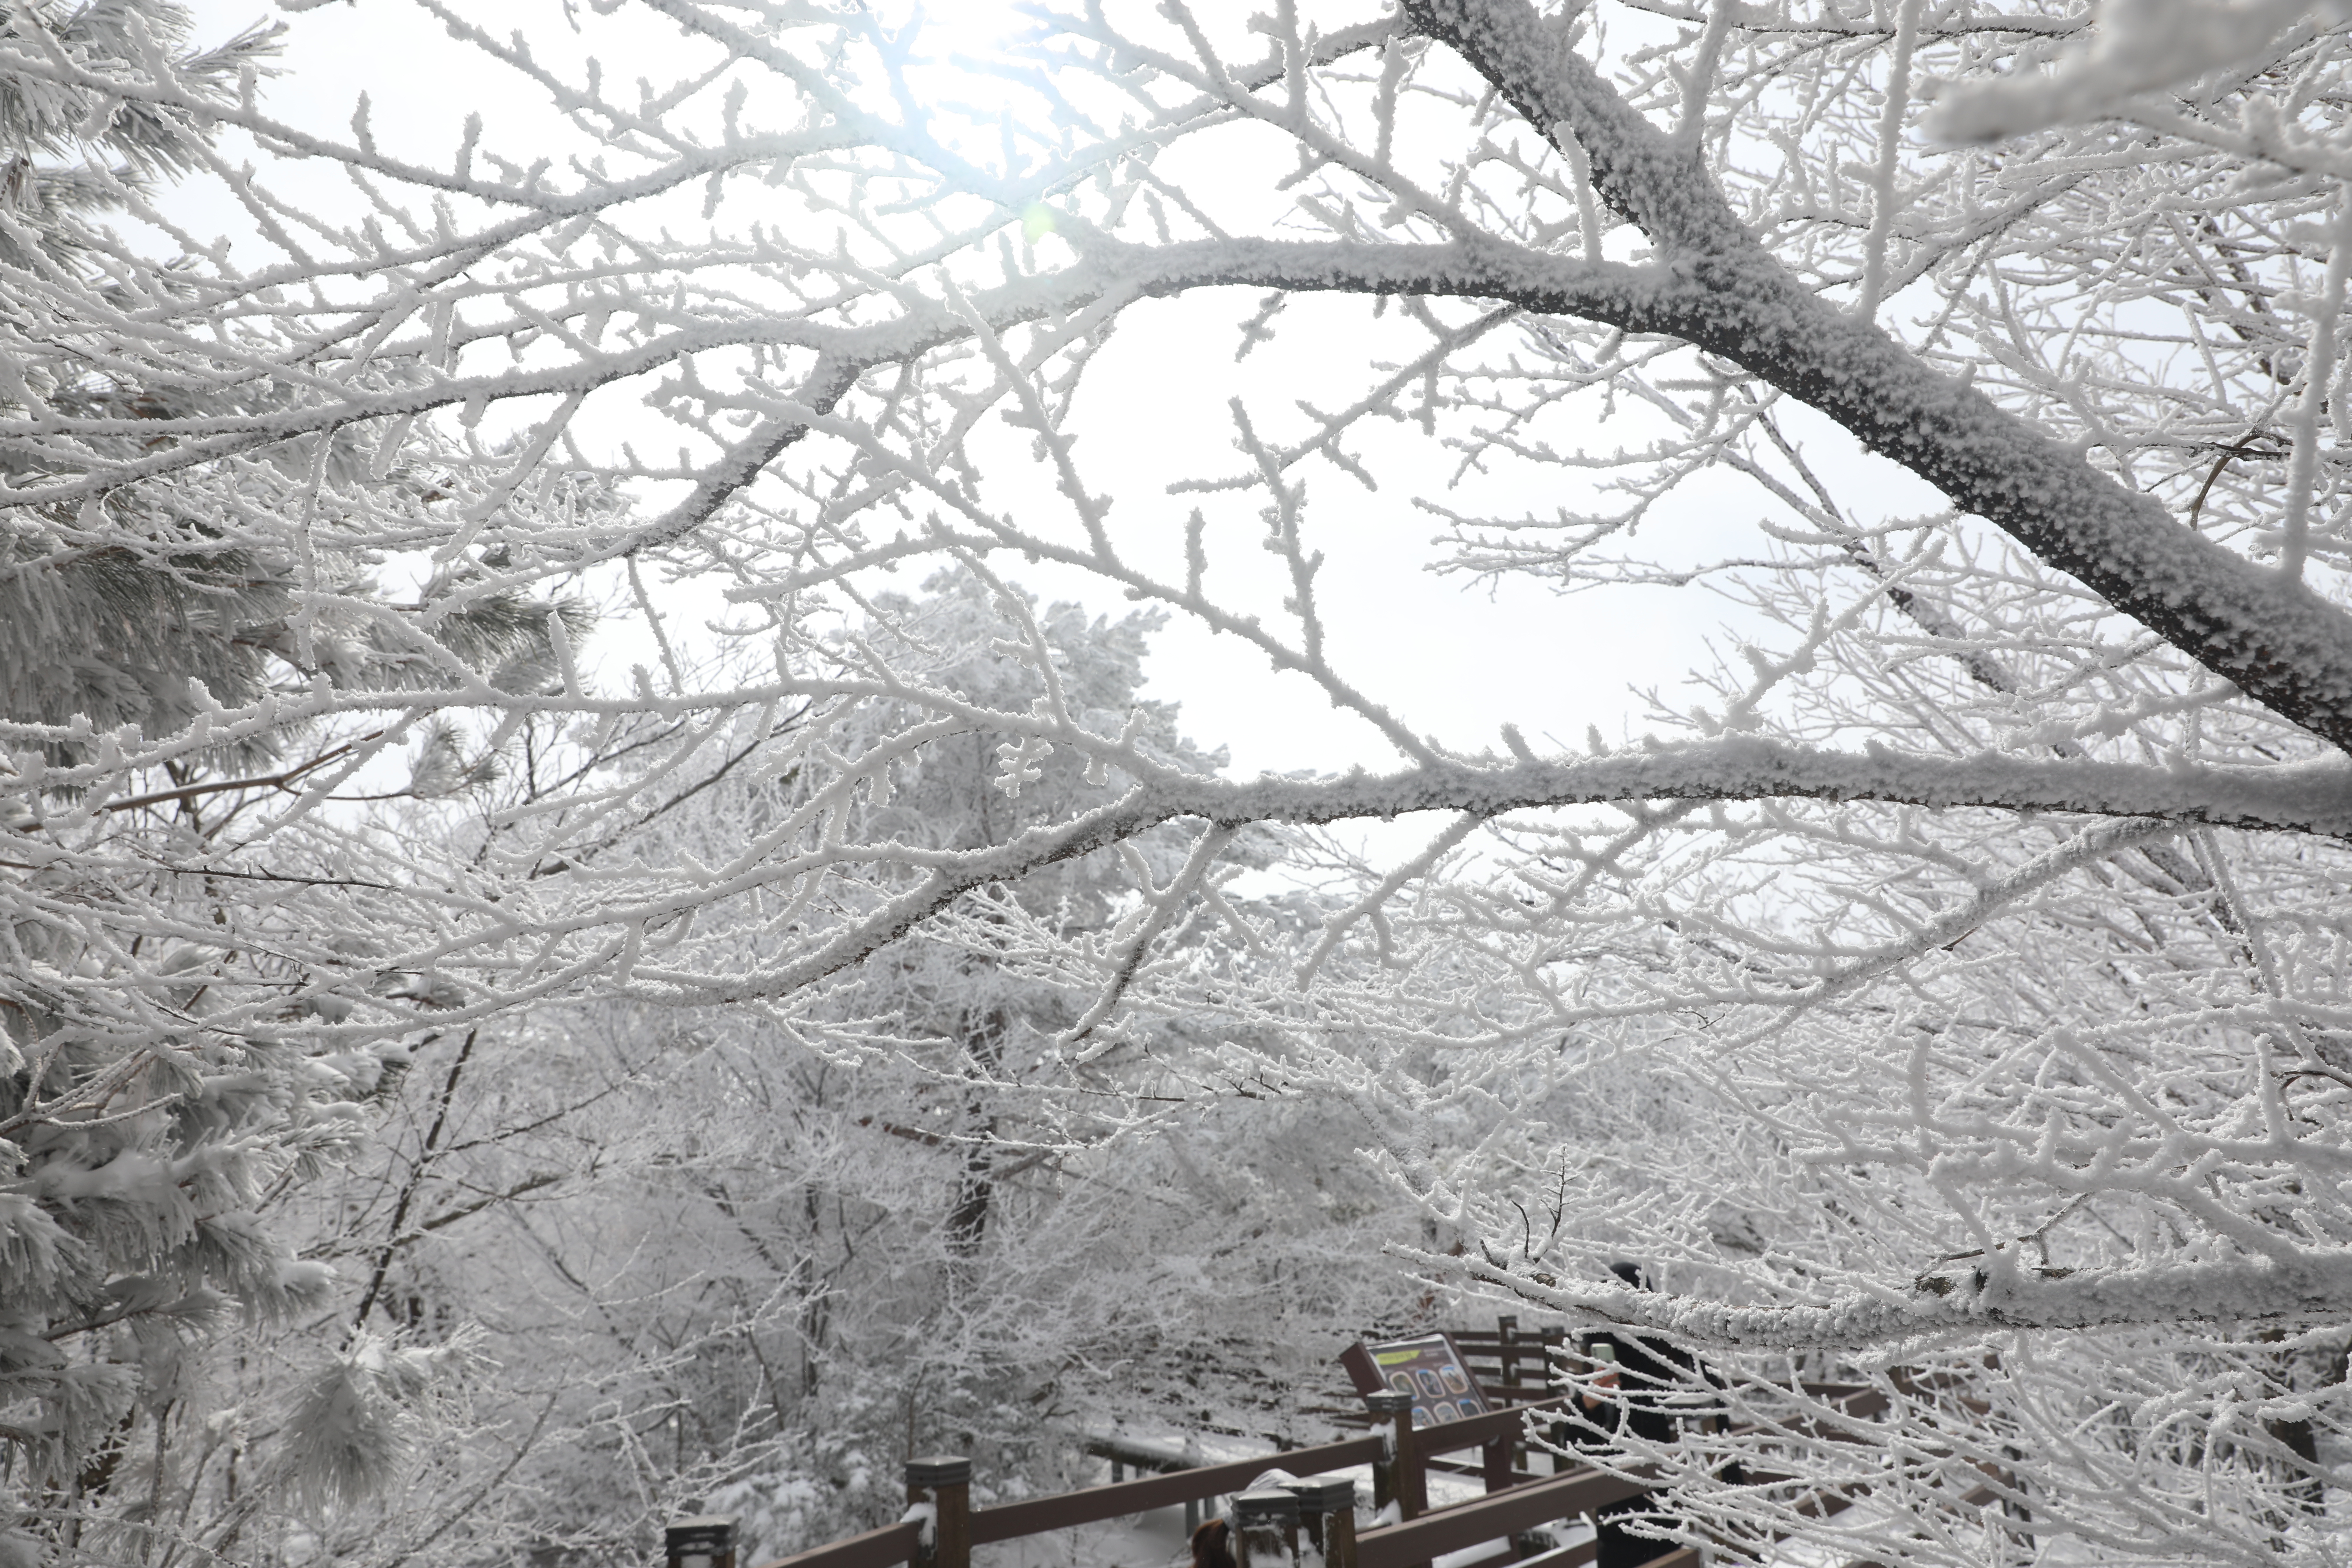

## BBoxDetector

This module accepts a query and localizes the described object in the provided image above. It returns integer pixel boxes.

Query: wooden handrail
[1412,1397,1566,1457]
[968,1433,1387,1545]
[744,1352,1943,1568]
[1358,1378,1905,1568]
[1449,1330,1569,1346]
[747,1518,921,1568]
[1354,1465,1652,1568]
[1509,1541,1599,1568]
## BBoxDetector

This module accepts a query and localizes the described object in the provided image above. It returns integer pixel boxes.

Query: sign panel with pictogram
[1337,1332,1491,1428]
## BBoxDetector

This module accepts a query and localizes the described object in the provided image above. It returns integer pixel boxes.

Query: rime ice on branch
[9,2,2352,1566]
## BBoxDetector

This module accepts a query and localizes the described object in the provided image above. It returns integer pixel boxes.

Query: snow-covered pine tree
[0,0,283,757]
[0,6,594,1559]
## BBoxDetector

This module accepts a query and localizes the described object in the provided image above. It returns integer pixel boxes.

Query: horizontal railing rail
[969,1433,1386,1545]
[1082,1434,1196,1478]
[1411,1397,1564,1457]
[1355,1465,1649,1568]
[750,1518,920,1568]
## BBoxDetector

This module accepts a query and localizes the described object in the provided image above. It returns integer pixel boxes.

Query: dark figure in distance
[1575,1261,1720,1568]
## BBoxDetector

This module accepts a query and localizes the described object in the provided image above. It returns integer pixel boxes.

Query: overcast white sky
[173,0,1933,802]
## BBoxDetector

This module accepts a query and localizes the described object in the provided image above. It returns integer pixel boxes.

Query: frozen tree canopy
[8,0,2352,1563]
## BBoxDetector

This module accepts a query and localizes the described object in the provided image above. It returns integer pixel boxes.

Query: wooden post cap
[1233,1490,1300,1527]
[1283,1477,1357,1513]
[905,1455,972,1488]
[665,1517,736,1567]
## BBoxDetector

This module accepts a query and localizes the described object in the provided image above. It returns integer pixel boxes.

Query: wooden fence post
[664,1516,736,1568]
[1364,1390,1425,1521]
[1495,1314,1522,1479]
[905,1456,970,1568]
[1232,1489,1298,1568]
[1482,1430,1514,1495]
[1284,1477,1357,1568]
[1364,1401,1392,1523]
[1548,1327,1570,1476]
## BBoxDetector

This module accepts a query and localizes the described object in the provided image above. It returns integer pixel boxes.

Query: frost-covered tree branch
[14,1,2352,1564]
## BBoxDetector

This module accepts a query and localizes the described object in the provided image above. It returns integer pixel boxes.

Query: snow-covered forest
[7,0,2352,1564]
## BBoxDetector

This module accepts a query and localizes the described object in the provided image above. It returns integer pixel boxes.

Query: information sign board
[1338,1332,1490,1429]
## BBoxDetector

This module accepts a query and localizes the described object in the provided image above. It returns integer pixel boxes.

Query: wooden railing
[1355,1464,1642,1568]
[657,1343,1991,1568]
[716,1396,1610,1568]
[969,1433,1385,1544]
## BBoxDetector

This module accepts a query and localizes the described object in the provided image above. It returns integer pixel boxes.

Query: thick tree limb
[1463,1249,2352,1345]
[1404,0,2352,755]
[589,736,2352,1006]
